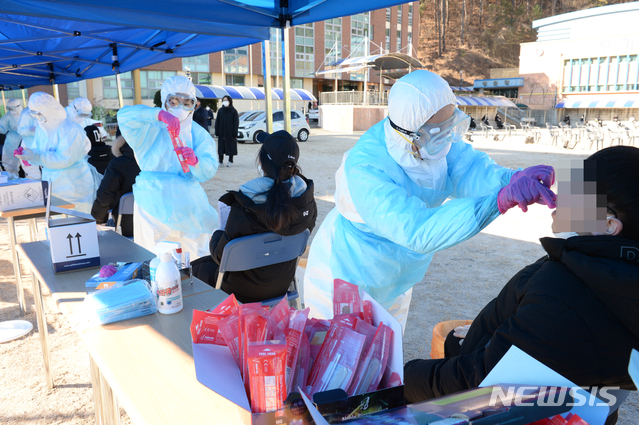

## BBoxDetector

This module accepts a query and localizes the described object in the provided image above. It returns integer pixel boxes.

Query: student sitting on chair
[192,130,317,303]
[404,146,639,425]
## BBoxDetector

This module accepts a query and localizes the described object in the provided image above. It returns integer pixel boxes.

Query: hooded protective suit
[303,71,517,328]
[117,75,219,258]
[19,93,102,213]
[17,107,42,179]
[0,98,23,177]
[65,97,108,139]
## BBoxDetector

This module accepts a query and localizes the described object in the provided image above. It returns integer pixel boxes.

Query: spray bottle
[155,252,183,315]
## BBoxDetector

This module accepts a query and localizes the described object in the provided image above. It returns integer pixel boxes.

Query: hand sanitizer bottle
[155,252,183,315]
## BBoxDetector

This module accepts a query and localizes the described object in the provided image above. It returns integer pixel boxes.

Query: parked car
[307,108,319,121]
[237,109,310,143]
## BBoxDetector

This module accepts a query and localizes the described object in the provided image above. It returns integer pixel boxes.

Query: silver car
[237,110,311,143]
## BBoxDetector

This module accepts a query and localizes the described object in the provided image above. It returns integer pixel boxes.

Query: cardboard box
[47,197,100,273]
[191,291,404,424]
[85,262,144,293]
[0,179,48,211]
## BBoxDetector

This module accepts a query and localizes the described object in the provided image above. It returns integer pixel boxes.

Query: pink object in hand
[14,147,31,166]
[99,264,118,278]
[176,147,198,166]
[158,110,180,134]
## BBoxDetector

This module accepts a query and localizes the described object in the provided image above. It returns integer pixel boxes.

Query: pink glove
[158,110,180,135]
[497,176,557,214]
[511,165,555,188]
[99,264,118,278]
[14,147,31,166]
[175,147,198,166]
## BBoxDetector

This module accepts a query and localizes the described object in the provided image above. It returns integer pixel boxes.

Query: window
[562,55,639,93]
[102,72,134,99]
[273,111,284,121]
[407,33,413,53]
[386,8,390,22]
[325,18,342,60]
[226,75,245,86]
[67,82,80,102]
[224,48,248,74]
[385,28,391,53]
[191,73,211,85]
[290,78,304,89]
[139,70,176,99]
[182,55,209,73]
[397,5,402,25]
[351,12,370,57]
[269,28,283,77]
[291,111,300,119]
[295,23,314,78]
[397,29,402,52]
[408,4,413,26]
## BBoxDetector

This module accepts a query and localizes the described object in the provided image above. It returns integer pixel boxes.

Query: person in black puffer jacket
[90,130,141,237]
[85,124,114,174]
[404,146,639,425]
[192,130,317,303]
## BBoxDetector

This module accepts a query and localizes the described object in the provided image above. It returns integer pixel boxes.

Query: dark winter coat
[90,137,141,237]
[193,107,209,130]
[88,142,114,175]
[405,236,639,403]
[194,176,317,303]
[214,105,239,156]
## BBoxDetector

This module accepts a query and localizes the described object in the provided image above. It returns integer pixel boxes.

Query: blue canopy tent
[0,0,409,130]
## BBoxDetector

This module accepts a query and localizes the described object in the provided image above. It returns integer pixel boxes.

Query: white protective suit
[117,76,219,258]
[65,97,108,139]
[17,107,42,180]
[303,71,517,329]
[20,92,102,213]
[0,98,23,177]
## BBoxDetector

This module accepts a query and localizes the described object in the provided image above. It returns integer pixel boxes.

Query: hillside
[417,0,633,86]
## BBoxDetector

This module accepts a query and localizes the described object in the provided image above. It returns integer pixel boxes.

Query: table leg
[28,218,37,241]
[32,272,54,389]
[89,355,120,425]
[8,217,26,315]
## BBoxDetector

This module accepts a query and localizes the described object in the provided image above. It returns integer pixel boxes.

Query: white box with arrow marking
[45,190,100,273]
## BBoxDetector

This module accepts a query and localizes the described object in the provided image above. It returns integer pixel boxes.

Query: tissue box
[191,291,404,425]
[0,179,48,211]
[86,262,144,293]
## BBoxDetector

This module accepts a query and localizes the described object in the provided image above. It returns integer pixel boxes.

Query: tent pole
[249,44,253,110]
[282,23,292,133]
[262,40,273,133]
[363,36,369,106]
[21,89,27,106]
[115,74,124,109]
[1,90,6,112]
[53,84,60,102]
[221,51,225,86]
[334,40,338,103]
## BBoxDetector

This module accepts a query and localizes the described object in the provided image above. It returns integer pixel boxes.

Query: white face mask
[222,101,229,107]
[169,107,191,123]
[418,142,452,161]
[553,232,580,239]
[206,106,210,110]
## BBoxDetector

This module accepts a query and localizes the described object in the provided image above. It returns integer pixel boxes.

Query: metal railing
[320,91,389,106]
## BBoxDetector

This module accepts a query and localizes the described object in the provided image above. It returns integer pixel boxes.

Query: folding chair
[215,229,310,309]
[116,192,134,238]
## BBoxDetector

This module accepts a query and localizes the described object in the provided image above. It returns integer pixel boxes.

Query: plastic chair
[215,229,310,309]
[116,192,134,237]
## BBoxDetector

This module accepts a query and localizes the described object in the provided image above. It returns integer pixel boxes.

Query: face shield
[29,110,47,124]
[74,104,92,118]
[413,108,470,156]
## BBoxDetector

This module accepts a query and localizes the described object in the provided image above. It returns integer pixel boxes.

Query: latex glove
[14,147,31,166]
[30,126,36,133]
[511,165,555,188]
[158,110,180,135]
[15,147,37,165]
[99,264,118,278]
[175,147,198,166]
[497,175,557,214]
[453,324,471,339]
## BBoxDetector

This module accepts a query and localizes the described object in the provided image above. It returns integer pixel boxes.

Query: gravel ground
[1,127,637,424]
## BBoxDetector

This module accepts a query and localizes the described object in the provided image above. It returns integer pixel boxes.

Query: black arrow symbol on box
[66,234,74,255]
[75,233,82,253]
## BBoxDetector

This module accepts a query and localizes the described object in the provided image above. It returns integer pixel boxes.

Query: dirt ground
[1,127,637,424]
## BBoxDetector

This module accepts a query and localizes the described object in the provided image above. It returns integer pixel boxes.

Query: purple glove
[511,165,555,188]
[175,147,198,166]
[497,176,557,214]
[158,110,180,135]
[99,264,118,278]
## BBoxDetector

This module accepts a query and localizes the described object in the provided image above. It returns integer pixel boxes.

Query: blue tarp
[0,13,264,89]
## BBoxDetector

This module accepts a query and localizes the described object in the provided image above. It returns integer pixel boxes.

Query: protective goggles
[166,94,196,111]
[390,108,470,156]
[7,105,21,112]
[74,105,92,118]
[28,110,46,124]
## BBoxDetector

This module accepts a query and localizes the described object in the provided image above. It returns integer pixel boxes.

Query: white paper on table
[218,201,231,230]
[628,349,639,388]
[299,388,330,425]
[480,346,609,425]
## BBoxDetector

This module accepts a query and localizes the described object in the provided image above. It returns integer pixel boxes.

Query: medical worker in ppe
[303,71,556,328]
[17,107,42,180]
[15,92,102,214]
[117,75,219,257]
[0,99,24,178]
[66,97,108,139]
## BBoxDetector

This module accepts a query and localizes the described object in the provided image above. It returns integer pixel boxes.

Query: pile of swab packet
[190,280,394,414]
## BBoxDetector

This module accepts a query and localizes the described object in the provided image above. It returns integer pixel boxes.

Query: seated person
[90,129,141,237]
[85,124,114,174]
[404,146,639,425]
[192,130,317,303]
